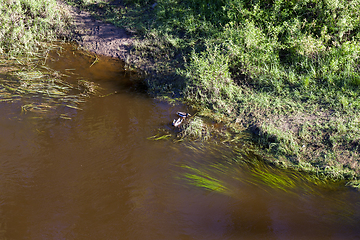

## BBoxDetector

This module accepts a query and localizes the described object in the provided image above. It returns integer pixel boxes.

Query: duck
[177,112,191,118]
[172,112,191,127]
[172,117,184,127]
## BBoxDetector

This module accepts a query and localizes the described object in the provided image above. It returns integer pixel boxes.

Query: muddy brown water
[0,45,360,240]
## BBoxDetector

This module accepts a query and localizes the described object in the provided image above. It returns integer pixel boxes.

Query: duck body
[172,112,191,127]
[172,117,184,127]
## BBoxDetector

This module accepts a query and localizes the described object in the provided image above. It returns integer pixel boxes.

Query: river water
[0,45,359,240]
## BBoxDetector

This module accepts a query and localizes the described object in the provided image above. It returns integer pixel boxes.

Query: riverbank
[62,0,360,187]
[1,0,359,187]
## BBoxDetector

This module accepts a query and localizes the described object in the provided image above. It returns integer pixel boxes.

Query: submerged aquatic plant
[179,146,343,196]
[147,133,172,141]
[181,164,230,194]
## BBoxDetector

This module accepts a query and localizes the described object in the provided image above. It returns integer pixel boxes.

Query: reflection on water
[0,44,359,239]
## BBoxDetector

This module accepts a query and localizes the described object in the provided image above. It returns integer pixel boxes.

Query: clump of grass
[147,133,172,141]
[179,116,211,141]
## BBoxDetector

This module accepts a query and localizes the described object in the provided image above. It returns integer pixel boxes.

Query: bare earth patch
[60,1,133,61]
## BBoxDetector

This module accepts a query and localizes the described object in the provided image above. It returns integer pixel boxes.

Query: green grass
[179,116,211,141]
[62,0,360,185]
[0,0,70,56]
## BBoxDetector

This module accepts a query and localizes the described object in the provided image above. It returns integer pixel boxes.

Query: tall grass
[178,0,360,99]
[0,0,69,56]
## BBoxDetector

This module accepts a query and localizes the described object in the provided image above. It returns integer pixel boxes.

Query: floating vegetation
[147,133,172,141]
[21,103,54,113]
[78,79,102,96]
[60,113,72,120]
[0,67,84,119]
[176,143,357,223]
[0,44,108,120]
[65,104,83,111]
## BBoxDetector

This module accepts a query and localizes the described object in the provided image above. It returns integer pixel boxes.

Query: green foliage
[0,0,68,56]
[219,0,360,90]
[180,116,211,140]
[122,0,156,7]
[182,45,240,114]
[170,0,360,168]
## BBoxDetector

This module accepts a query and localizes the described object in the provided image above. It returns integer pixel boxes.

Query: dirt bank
[60,1,134,61]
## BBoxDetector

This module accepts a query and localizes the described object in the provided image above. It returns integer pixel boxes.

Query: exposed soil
[60,0,134,61]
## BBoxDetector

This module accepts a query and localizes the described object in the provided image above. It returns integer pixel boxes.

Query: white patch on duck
[172,117,183,127]
[172,112,191,127]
